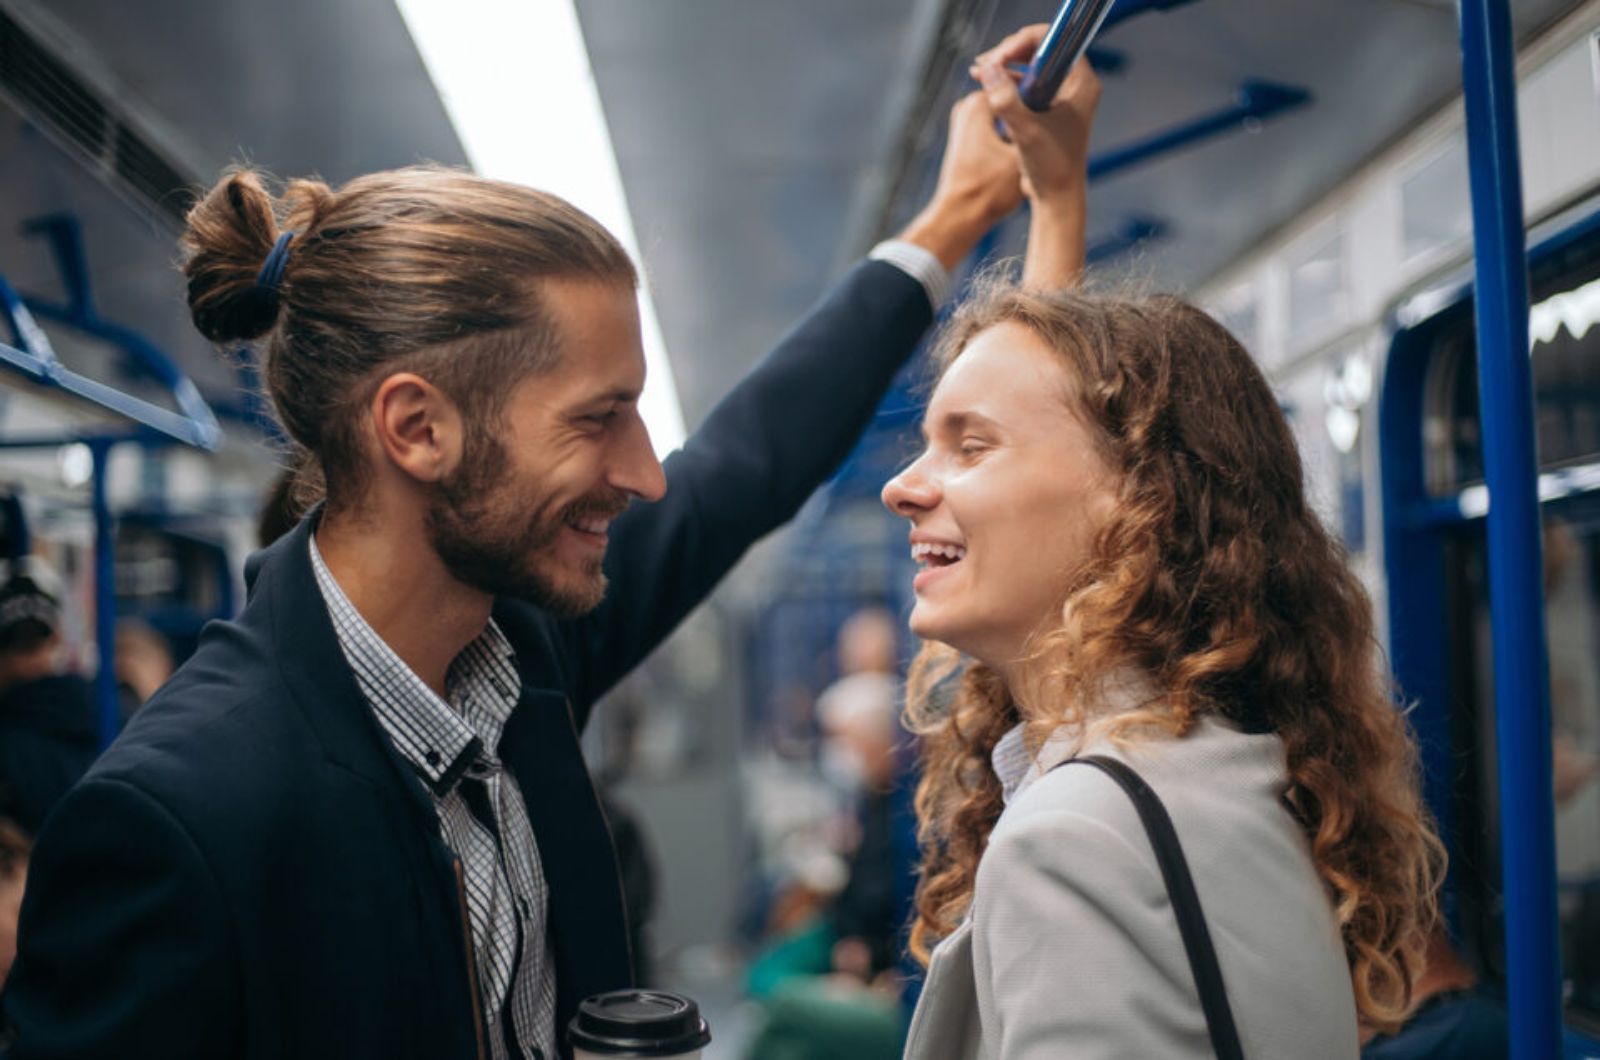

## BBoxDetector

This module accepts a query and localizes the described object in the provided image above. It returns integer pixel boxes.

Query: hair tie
[255,231,296,294]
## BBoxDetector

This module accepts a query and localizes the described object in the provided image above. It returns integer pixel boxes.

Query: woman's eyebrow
[922,409,1001,441]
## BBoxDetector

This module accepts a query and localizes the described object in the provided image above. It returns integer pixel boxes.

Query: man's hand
[973,24,1103,288]
[898,92,1024,272]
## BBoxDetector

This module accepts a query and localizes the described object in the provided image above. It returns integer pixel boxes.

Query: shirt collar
[307,533,518,795]
[991,668,1160,806]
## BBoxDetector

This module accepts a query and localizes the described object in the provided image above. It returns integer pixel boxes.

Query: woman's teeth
[911,542,967,566]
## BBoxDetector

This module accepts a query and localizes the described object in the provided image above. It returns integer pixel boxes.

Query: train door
[1381,207,1600,1047]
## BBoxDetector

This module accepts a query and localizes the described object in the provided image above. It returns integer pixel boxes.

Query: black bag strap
[1056,754,1246,1060]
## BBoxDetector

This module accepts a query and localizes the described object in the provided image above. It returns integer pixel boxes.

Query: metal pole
[1457,1,1562,1054]
[89,438,119,750]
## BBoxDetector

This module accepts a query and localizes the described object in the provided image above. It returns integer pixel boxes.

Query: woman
[889,27,1444,1060]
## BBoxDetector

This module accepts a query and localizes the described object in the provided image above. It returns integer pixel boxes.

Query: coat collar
[244,511,632,1026]
[240,510,439,829]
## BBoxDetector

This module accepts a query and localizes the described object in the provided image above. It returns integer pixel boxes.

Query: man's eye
[958,439,990,457]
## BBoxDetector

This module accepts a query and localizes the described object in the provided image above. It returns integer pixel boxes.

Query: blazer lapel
[247,514,441,830]
[498,684,632,1034]
[905,922,982,1060]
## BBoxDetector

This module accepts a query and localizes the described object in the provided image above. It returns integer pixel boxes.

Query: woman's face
[883,322,1118,668]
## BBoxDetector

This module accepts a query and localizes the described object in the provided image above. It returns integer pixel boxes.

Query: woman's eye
[958,439,990,458]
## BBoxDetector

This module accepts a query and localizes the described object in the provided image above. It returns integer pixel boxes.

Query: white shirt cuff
[868,239,952,312]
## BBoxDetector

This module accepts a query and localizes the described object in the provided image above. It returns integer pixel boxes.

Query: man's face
[425,279,667,616]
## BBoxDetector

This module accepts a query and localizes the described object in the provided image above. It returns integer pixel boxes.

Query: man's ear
[369,372,463,485]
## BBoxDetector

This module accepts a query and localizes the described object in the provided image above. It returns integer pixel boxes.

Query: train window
[1401,136,1471,262]
[1423,262,1600,496]
[1278,347,1370,552]
[1417,237,1600,1033]
[1449,512,1600,1028]
[1287,223,1350,349]
[1209,280,1261,356]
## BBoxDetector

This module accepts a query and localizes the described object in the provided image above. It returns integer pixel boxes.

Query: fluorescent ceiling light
[395,0,687,455]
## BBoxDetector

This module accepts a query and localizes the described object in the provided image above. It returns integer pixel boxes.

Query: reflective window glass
[1402,137,1472,261]
[1279,349,1370,552]
[1288,226,1349,347]
[1423,262,1600,495]
[1449,514,1600,1028]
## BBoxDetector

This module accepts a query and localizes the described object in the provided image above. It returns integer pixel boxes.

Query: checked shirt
[310,536,556,1060]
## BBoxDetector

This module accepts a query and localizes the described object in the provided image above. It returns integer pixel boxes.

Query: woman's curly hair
[903,282,1445,1034]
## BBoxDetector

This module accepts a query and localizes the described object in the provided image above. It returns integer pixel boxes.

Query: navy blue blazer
[0,260,932,1060]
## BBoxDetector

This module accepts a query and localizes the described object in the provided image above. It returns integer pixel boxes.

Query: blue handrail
[19,215,222,449]
[1,215,227,749]
[1456,0,1562,1055]
[1086,216,1169,264]
[0,273,222,451]
[1088,80,1311,182]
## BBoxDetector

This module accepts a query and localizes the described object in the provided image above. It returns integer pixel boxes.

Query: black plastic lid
[567,990,712,1057]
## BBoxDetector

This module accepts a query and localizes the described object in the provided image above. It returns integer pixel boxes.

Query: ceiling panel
[583,0,1589,430]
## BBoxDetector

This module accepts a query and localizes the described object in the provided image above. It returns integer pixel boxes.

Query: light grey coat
[903,715,1360,1059]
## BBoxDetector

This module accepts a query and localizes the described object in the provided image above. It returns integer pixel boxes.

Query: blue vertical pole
[1457,2,1562,1055]
[90,438,119,750]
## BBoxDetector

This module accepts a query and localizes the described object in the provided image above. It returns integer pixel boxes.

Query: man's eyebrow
[578,387,642,407]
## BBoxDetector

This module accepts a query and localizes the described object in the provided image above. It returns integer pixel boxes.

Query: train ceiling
[0,0,1586,439]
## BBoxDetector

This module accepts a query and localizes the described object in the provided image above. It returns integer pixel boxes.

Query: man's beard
[424,435,628,618]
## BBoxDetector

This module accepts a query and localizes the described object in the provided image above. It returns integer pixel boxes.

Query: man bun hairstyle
[183,168,288,344]
[181,164,638,512]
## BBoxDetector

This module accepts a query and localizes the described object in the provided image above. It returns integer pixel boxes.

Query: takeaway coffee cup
[568,989,711,1059]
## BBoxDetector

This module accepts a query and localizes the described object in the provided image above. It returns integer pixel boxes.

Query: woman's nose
[883,458,938,517]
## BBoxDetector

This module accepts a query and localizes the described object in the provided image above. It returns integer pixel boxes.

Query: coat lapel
[498,683,633,1035]
[240,512,485,1052]
[905,922,982,1060]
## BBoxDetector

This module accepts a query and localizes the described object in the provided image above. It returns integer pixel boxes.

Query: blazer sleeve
[2,777,237,1059]
[555,260,933,717]
[970,806,1211,1059]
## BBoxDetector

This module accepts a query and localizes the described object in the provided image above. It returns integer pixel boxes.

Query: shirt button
[424,749,442,767]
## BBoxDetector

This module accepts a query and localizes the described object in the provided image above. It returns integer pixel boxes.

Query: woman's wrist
[1022,195,1087,289]
[1027,184,1087,218]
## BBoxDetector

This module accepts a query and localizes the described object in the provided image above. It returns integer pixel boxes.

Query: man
[2,71,1089,1058]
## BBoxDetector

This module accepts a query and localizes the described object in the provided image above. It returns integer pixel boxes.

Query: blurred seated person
[1360,928,1508,1059]
[0,560,97,836]
[114,619,174,724]
[748,609,908,999]
[0,818,28,990]
[817,644,908,984]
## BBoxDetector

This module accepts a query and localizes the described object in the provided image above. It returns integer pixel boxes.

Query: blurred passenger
[0,819,28,991]
[1359,928,1508,1059]
[0,560,97,838]
[816,644,904,983]
[112,619,174,724]
[3,78,1028,1059]
[836,607,898,680]
[747,626,906,1001]
[887,24,1443,1058]
[257,456,313,548]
